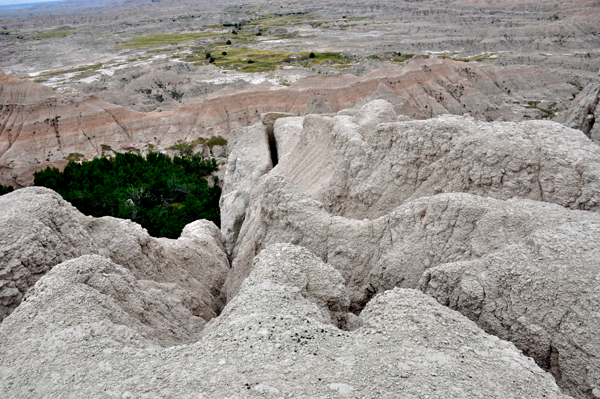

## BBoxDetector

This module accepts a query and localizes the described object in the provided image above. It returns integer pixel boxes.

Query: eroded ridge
[220,100,600,398]
[0,244,571,398]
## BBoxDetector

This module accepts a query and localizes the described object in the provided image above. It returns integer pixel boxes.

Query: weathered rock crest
[1,99,599,398]
[220,100,600,398]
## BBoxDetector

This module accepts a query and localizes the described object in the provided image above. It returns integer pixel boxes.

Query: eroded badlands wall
[0,57,576,187]
[557,80,600,146]
[0,186,229,335]
[0,243,572,398]
[221,100,600,398]
[270,106,600,220]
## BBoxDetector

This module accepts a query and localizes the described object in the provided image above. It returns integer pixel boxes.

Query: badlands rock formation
[0,57,576,187]
[278,107,600,220]
[557,80,600,145]
[1,99,600,398]
[220,100,600,398]
[0,73,57,104]
[0,186,229,333]
[2,0,598,89]
[220,123,272,254]
[0,243,572,398]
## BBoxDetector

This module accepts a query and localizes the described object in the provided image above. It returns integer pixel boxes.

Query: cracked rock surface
[221,100,600,398]
[0,186,229,327]
[0,244,571,399]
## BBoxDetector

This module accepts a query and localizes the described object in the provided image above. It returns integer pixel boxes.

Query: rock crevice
[219,99,600,398]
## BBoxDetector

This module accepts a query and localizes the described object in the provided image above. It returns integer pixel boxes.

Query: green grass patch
[35,29,77,39]
[331,64,354,69]
[29,63,103,83]
[208,47,292,72]
[169,136,228,156]
[393,53,414,63]
[0,33,26,41]
[194,47,350,72]
[206,136,228,147]
[116,31,227,49]
[525,105,555,119]
[368,52,414,64]
[308,52,352,66]
[66,153,84,162]
[100,144,114,155]
[123,12,318,53]
[37,63,103,78]
[454,53,495,63]
[168,140,196,156]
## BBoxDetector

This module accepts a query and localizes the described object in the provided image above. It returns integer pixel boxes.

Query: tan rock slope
[221,100,600,398]
[0,186,229,334]
[556,79,600,145]
[0,73,57,104]
[0,243,572,398]
[1,57,575,187]
[274,108,600,220]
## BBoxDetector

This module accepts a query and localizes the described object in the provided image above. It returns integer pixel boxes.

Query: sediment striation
[1,57,575,186]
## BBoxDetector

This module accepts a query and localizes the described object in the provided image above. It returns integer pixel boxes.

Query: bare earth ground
[0,0,599,110]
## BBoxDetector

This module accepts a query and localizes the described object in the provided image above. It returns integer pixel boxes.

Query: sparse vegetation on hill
[112,11,354,72]
[179,47,351,72]
[34,29,77,40]
[33,152,221,238]
[393,53,414,63]
[31,63,103,84]
[168,136,228,156]
[525,101,556,118]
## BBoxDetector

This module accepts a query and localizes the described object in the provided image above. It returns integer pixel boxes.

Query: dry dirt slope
[0,57,575,187]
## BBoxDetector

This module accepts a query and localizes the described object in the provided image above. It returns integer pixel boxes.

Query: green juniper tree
[34,152,221,238]
[0,185,14,196]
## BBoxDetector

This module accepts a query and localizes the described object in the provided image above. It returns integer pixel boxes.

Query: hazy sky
[0,0,60,6]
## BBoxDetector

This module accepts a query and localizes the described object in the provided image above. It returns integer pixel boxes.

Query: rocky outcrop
[219,123,272,253]
[0,243,571,398]
[273,115,304,161]
[224,178,600,399]
[261,102,600,223]
[306,94,333,114]
[0,73,57,105]
[220,100,600,398]
[0,186,229,325]
[556,81,600,146]
[419,215,600,399]
[0,57,576,186]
